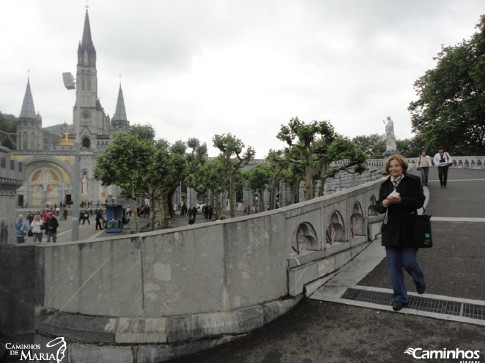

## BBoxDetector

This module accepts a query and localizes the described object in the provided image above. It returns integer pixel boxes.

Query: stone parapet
[2,179,383,361]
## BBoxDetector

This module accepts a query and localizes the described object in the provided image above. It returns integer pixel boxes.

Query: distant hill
[0,112,17,133]
[43,123,72,142]
[0,111,71,145]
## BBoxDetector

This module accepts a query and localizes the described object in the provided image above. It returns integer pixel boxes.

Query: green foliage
[409,15,485,155]
[130,123,156,141]
[244,164,272,211]
[275,117,367,200]
[95,123,208,229]
[94,130,155,200]
[0,112,17,133]
[244,164,271,192]
[212,133,255,217]
[352,134,386,158]
[1,139,15,149]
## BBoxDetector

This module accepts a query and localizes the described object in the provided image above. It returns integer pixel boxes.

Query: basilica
[11,9,129,207]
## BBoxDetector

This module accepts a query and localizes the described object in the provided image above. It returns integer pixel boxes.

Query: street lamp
[62,72,80,241]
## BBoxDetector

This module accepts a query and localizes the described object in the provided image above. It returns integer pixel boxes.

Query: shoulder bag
[413,210,432,248]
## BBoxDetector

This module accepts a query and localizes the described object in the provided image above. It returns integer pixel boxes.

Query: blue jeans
[420,167,429,185]
[385,247,425,303]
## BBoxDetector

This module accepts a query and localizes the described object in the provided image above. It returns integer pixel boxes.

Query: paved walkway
[172,168,485,363]
[13,168,485,362]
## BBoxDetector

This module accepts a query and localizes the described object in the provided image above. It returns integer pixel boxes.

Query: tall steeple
[111,83,129,130]
[77,9,96,67]
[75,6,102,140]
[19,78,36,119]
[18,77,43,151]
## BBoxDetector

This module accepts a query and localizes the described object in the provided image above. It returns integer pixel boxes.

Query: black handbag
[413,212,432,248]
[28,229,33,237]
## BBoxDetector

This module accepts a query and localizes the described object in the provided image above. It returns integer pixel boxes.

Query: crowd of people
[15,208,60,243]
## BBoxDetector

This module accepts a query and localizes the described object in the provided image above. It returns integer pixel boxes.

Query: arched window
[82,137,90,149]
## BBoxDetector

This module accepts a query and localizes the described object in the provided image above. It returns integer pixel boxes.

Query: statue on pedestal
[383,116,398,157]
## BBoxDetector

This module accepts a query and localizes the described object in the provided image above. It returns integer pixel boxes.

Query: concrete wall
[0,146,24,244]
[2,178,384,362]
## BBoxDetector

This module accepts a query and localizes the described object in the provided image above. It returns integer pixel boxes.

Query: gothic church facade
[12,9,129,207]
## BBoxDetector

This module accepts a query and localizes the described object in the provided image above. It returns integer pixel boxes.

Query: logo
[404,347,481,361]
[46,337,67,363]
[4,337,67,362]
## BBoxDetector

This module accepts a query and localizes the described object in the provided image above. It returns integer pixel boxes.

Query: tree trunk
[229,173,236,218]
[258,187,265,212]
[131,183,139,233]
[305,165,315,201]
[269,180,277,210]
[318,164,329,197]
[211,189,219,219]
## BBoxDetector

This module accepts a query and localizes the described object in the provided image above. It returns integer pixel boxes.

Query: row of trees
[94,118,369,232]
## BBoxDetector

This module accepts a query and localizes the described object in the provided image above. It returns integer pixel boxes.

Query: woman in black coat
[376,154,426,311]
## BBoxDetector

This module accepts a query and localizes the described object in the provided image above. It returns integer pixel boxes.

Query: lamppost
[62,72,80,241]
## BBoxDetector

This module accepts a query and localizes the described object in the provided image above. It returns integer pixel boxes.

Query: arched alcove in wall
[350,202,365,237]
[292,222,319,254]
[326,211,345,245]
[368,195,378,216]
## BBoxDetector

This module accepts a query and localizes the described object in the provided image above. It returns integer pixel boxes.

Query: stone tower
[17,78,43,151]
[75,9,110,150]
[111,83,130,131]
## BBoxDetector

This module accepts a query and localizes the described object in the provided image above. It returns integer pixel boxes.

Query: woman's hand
[384,196,401,207]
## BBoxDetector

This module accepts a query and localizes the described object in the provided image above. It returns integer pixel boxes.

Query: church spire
[113,83,127,121]
[19,77,36,119]
[18,77,43,151]
[77,9,96,66]
[111,83,129,129]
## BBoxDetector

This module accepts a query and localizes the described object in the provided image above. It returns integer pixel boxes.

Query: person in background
[376,154,426,312]
[30,214,44,243]
[417,151,432,186]
[433,146,453,188]
[15,214,29,243]
[95,210,104,230]
[45,212,59,243]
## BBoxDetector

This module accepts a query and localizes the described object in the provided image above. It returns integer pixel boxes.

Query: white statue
[383,116,397,152]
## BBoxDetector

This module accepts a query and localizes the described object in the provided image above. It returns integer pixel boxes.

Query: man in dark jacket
[376,154,426,311]
[45,212,59,243]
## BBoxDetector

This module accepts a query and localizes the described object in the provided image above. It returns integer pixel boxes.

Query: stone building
[0,147,24,244]
[10,9,129,208]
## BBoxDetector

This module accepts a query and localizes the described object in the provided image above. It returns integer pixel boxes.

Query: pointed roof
[81,9,95,52]
[78,9,96,65]
[19,78,36,119]
[112,84,127,121]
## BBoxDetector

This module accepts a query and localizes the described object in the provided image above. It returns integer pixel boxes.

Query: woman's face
[388,159,404,178]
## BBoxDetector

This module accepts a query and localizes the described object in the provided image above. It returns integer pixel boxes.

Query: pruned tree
[149,138,207,229]
[277,117,367,201]
[244,163,272,212]
[94,127,155,233]
[213,133,255,218]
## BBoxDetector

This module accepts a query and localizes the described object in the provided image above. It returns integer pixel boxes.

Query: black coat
[376,173,425,247]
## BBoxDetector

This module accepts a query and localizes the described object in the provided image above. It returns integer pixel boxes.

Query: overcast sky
[2,1,484,157]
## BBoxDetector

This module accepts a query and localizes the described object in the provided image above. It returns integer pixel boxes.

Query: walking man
[45,212,59,243]
[433,146,453,188]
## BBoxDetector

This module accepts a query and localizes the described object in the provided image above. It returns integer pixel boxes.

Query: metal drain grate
[342,288,485,320]
[463,303,485,320]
